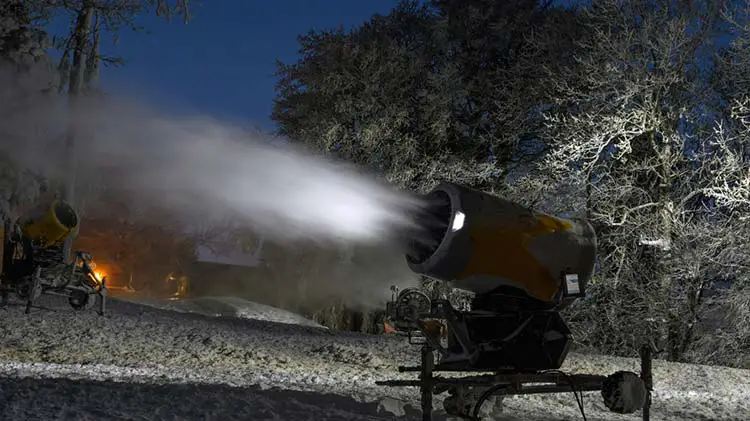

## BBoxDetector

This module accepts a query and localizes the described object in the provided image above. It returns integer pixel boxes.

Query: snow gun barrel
[19,200,79,248]
[404,182,597,305]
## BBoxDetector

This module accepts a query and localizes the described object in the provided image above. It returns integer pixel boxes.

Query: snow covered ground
[0,295,749,420]
[118,296,326,329]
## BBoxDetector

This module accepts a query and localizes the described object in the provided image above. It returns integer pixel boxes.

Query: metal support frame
[377,343,655,421]
[382,287,655,420]
[420,345,434,421]
[1,249,108,316]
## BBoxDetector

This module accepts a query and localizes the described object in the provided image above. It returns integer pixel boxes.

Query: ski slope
[118,295,326,329]
[0,295,748,420]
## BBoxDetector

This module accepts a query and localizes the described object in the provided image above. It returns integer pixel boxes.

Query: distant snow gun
[378,182,654,421]
[0,199,108,314]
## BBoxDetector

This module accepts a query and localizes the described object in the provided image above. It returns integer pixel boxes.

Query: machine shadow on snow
[0,376,433,421]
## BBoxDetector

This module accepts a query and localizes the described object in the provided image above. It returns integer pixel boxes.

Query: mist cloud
[3,92,423,244]
[0,76,425,309]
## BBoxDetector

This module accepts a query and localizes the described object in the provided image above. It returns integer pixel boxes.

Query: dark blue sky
[52,1,400,130]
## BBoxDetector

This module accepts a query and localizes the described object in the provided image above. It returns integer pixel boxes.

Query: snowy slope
[118,296,326,329]
[0,295,749,420]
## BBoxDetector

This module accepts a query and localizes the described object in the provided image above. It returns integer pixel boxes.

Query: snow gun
[378,182,655,421]
[0,200,107,314]
[18,199,80,247]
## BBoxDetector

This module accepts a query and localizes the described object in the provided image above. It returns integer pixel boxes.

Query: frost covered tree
[513,0,750,364]
[688,1,750,367]
[273,0,574,194]
[48,0,191,97]
[38,0,191,259]
[0,2,56,221]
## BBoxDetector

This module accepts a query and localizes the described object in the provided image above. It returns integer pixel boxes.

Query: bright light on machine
[451,211,465,232]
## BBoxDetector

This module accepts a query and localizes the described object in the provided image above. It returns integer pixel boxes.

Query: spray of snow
[89,101,421,244]
[0,69,425,308]
[1,80,423,244]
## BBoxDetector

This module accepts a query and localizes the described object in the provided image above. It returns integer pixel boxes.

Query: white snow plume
[0,92,424,245]
[0,63,427,309]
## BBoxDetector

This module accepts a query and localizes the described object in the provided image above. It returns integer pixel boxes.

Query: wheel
[602,371,648,414]
[69,290,96,311]
[396,288,431,323]
[16,277,42,301]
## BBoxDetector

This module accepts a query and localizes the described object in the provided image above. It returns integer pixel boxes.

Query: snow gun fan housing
[406,182,597,307]
[19,200,79,248]
[396,182,597,372]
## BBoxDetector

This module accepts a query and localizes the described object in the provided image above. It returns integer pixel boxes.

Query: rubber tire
[69,290,96,311]
[17,278,42,301]
[602,371,647,414]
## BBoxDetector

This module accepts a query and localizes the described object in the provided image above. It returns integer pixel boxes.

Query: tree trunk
[62,4,94,262]
[656,131,675,358]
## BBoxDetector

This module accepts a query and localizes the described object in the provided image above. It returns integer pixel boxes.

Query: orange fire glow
[86,260,106,283]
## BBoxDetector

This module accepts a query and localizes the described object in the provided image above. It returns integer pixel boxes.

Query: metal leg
[25,269,42,314]
[99,278,107,317]
[640,345,653,421]
[421,345,434,421]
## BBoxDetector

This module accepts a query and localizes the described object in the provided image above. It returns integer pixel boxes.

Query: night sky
[48,1,401,130]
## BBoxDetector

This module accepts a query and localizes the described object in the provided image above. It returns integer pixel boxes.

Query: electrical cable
[545,369,587,421]
[471,383,510,420]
